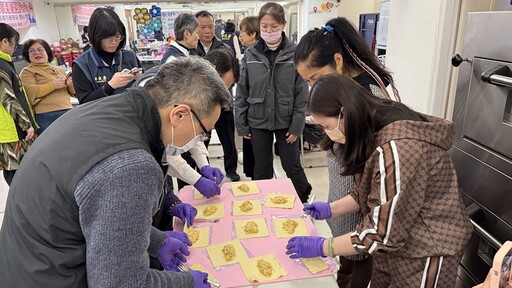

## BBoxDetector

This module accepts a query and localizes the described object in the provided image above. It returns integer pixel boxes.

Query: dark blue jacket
[73,48,138,101]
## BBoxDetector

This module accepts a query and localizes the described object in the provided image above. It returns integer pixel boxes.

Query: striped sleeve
[350,140,427,255]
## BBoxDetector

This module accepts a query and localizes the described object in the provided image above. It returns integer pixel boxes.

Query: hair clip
[322,25,334,35]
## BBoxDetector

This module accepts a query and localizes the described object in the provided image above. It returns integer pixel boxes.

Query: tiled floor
[0,133,330,230]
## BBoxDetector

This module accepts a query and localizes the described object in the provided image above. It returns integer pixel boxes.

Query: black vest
[0,87,165,287]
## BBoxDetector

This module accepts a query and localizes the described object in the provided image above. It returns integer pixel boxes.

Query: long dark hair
[0,23,19,46]
[88,8,127,52]
[22,39,54,63]
[294,17,399,101]
[309,74,413,175]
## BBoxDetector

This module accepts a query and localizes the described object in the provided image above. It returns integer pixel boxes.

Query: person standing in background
[81,25,90,52]
[221,20,242,63]
[72,8,142,104]
[214,19,225,40]
[237,16,260,179]
[20,39,73,135]
[161,13,199,64]
[0,23,37,186]
[293,17,401,287]
[235,2,312,203]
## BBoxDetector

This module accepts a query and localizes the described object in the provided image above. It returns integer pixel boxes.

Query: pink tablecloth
[176,178,337,287]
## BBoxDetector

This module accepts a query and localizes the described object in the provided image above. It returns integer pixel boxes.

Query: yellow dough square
[240,253,288,283]
[231,182,260,196]
[234,218,269,239]
[301,257,329,274]
[233,200,263,216]
[264,193,295,209]
[195,202,225,219]
[193,189,205,200]
[273,218,309,238]
[183,226,209,248]
[206,240,249,267]
[193,189,220,200]
[189,263,219,282]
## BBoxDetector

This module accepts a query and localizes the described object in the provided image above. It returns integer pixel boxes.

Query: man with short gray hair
[161,13,199,63]
[0,57,230,288]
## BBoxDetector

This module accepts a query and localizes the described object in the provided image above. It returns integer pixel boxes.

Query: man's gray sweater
[75,148,194,287]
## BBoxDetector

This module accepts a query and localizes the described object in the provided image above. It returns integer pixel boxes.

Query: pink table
[176,178,337,288]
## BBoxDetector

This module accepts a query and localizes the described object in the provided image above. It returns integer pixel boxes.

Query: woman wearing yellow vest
[0,23,37,185]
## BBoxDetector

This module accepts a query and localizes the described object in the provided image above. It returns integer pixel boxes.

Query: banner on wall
[72,4,98,26]
[0,0,36,29]
[161,11,181,38]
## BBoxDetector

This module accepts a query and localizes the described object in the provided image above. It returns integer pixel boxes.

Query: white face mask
[165,113,200,156]
[324,113,346,144]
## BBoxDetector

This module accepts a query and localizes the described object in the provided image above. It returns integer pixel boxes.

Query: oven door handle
[481,65,512,89]
[471,219,503,249]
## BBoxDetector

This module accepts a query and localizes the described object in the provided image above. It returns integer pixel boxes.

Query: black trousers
[3,170,16,186]
[337,256,373,288]
[250,128,312,203]
[177,109,238,190]
[242,138,254,178]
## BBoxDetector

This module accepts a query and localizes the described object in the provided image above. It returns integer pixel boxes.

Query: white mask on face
[324,113,346,144]
[165,113,200,157]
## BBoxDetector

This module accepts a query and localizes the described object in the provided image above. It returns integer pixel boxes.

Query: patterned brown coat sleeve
[0,71,32,131]
[350,140,428,256]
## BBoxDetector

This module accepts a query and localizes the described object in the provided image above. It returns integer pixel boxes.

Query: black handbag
[302,123,324,145]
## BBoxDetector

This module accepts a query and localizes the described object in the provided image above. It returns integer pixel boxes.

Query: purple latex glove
[285,236,326,259]
[166,231,192,246]
[199,165,224,185]
[190,270,210,288]
[170,203,198,227]
[157,233,191,271]
[303,202,332,220]
[194,177,220,198]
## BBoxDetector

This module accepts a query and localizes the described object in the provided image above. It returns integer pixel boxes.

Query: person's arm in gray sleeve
[235,55,250,136]
[75,149,194,288]
[288,71,308,136]
[149,226,167,257]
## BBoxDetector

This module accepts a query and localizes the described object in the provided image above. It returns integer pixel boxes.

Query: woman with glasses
[0,23,37,185]
[72,8,142,104]
[20,39,73,135]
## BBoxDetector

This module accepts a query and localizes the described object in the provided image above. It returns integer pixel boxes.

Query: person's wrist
[167,200,182,214]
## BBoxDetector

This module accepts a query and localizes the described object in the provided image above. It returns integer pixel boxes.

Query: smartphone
[122,68,143,75]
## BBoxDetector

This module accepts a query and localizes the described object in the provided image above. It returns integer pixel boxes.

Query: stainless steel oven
[451,11,512,288]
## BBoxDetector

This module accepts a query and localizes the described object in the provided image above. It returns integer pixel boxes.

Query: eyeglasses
[104,34,124,43]
[28,47,46,54]
[190,109,211,142]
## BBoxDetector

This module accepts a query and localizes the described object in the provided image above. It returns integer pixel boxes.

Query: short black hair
[83,26,88,34]
[195,10,214,20]
[203,49,240,84]
[0,23,20,45]
[225,21,236,33]
[88,8,126,52]
[22,39,54,63]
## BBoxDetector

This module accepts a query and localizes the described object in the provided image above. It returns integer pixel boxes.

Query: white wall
[17,0,60,44]
[54,5,80,43]
[385,0,459,115]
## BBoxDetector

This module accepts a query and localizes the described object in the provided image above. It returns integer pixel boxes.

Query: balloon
[143,14,150,20]
[139,19,145,24]
[141,8,148,14]
[133,15,139,21]
[134,8,140,14]
[145,20,151,25]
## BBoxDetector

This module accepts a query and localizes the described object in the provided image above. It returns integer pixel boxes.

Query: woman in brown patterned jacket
[286,74,473,287]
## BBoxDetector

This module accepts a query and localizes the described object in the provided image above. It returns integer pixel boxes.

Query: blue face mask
[165,113,200,157]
